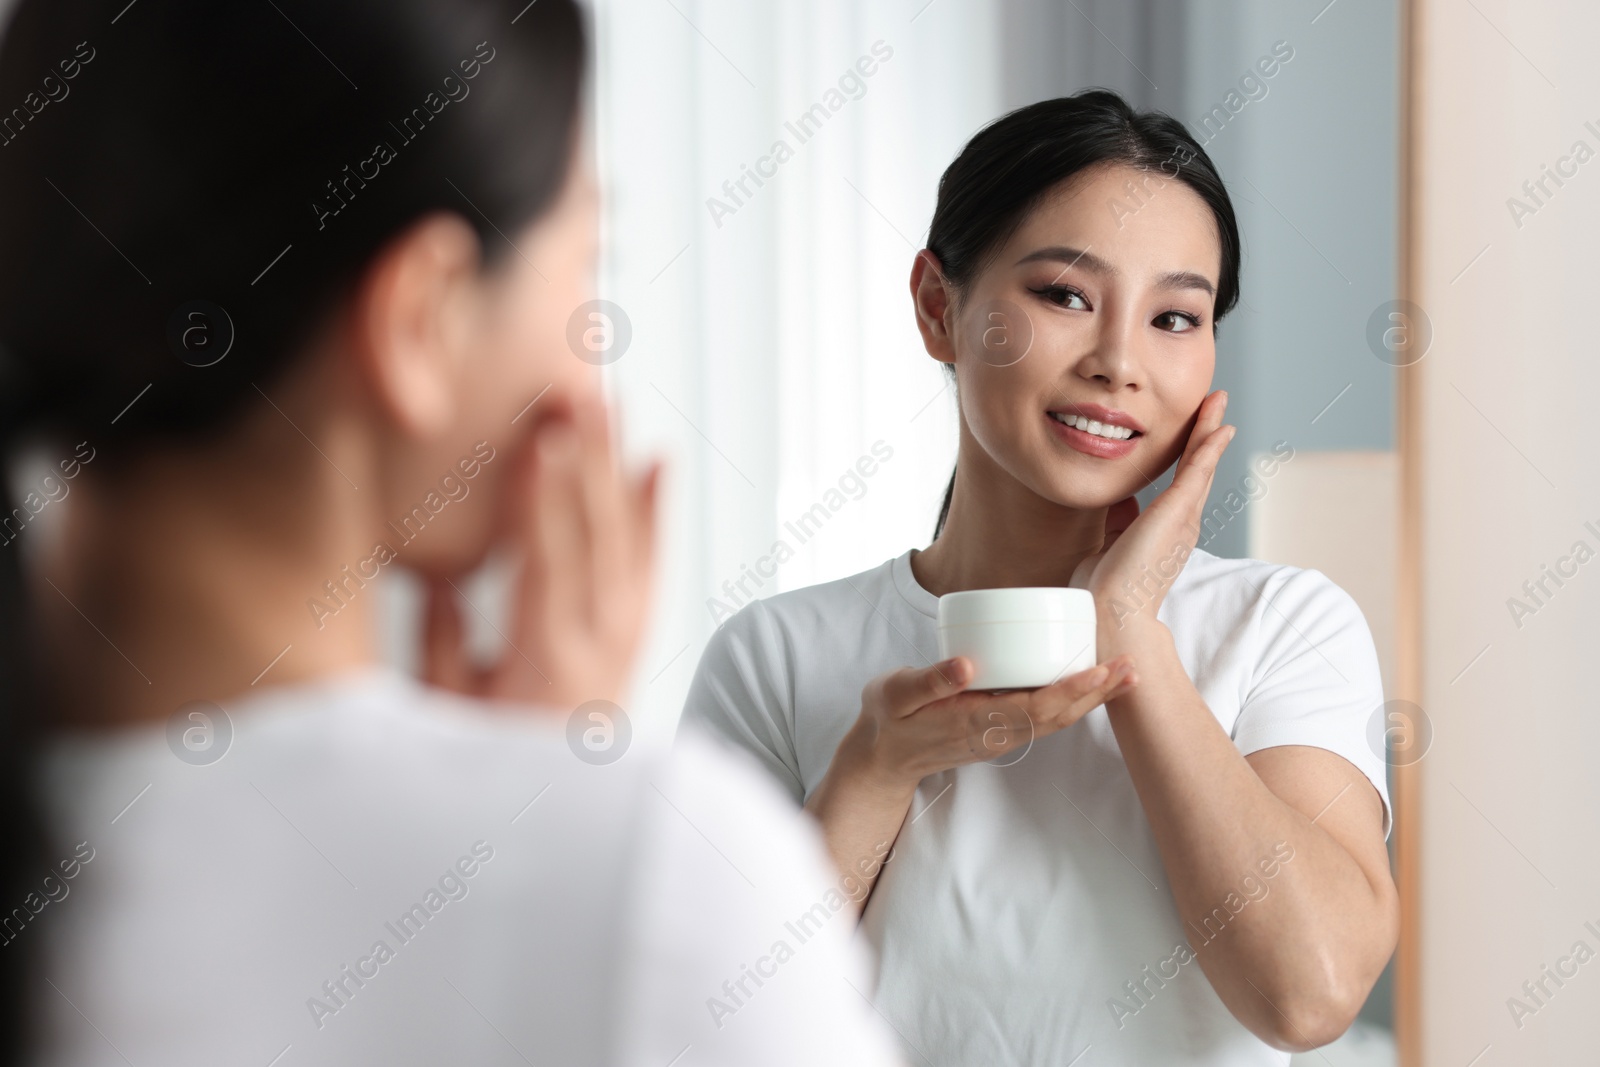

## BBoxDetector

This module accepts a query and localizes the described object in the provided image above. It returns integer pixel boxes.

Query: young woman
[0,2,904,1065]
[681,91,1398,1065]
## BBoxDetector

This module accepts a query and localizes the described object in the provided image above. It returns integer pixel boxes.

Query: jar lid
[936,586,1096,627]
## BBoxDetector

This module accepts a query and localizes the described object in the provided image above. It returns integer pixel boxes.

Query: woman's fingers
[482,392,665,709]
[861,654,1138,779]
[531,419,587,624]
[951,657,1137,759]
[632,461,662,574]
[497,415,583,699]
[1173,422,1235,519]
[1189,389,1228,451]
[963,696,1033,760]
[1029,655,1138,727]
[1145,393,1233,544]
[876,657,973,718]
[1187,393,1226,457]
[572,395,626,628]
[1169,390,1224,480]
[625,461,663,626]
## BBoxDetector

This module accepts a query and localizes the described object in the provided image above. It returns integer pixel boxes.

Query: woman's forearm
[803,724,918,916]
[1100,612,1395,1050]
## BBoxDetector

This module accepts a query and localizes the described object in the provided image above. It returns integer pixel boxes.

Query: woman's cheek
[972,367,1032,447]
[1152,423,1191,471]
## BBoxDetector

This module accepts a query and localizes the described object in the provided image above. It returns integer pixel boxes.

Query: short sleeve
[611,733,906,1067]
[677,600,806,804]
[1231,567,1392,839]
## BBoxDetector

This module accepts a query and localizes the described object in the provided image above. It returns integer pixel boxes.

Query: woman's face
[937,161,1222,509]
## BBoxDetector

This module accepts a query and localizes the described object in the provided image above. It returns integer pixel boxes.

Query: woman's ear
[349,212,482,438]
[910,249,958,365]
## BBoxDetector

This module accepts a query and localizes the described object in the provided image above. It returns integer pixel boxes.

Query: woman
[0,1,904,1065]
[681,90,1398,1065]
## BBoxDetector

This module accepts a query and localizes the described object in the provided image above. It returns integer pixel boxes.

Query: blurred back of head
[0,1,585,1058]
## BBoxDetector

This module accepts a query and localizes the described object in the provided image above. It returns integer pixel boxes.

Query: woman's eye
[1154,310,1202,333]
[1032,285,1089,310]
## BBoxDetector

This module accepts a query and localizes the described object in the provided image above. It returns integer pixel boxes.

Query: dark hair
[0,0,586,1058]
[926,89,1241,539]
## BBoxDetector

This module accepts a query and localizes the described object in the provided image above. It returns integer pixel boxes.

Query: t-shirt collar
[891,549,940,619]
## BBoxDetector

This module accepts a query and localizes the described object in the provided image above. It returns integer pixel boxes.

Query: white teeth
[1051,412,1135,440]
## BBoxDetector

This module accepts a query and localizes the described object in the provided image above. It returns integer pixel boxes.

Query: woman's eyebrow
[1156,270,1216,297]
[1016,246,1216,298]
[1015,245,1110,274]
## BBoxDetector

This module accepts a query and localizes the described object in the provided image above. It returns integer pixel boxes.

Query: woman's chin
[1038,482,1144,513]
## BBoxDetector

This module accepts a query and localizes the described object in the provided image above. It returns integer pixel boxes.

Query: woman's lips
[1045,411,1141,458]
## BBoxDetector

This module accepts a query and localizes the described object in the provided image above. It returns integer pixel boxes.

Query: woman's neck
[37,414,383,730]
[911,435,1109,597]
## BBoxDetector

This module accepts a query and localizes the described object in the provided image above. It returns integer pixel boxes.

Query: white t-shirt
[28,667,905,1067]
[678,547,1391,1067]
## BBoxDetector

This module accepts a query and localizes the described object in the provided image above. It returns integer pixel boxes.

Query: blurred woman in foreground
[0,1,902,1064]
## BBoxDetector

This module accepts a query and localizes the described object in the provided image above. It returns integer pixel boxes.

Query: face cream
[936,587,1097,690]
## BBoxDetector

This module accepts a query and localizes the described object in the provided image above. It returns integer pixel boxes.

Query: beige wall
[1405,0,1600,1061]
[1250,451,1398,698]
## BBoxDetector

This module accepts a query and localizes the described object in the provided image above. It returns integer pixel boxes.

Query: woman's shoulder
[1171,546,1372,636]
[41,668,667,829]
[712,551,911,639]
[239,666,580,762]
[39,669,813,904]
[1179,545,1348,595]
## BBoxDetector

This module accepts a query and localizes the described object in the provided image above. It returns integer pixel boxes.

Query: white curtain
[591,0,1004,741]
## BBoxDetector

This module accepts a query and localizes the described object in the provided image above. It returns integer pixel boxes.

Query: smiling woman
[922,91,1239,538]
[680,88,1399,1067]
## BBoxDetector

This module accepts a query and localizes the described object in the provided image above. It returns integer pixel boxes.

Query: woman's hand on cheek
[422,394,662,710]
[1070,390,1234,642]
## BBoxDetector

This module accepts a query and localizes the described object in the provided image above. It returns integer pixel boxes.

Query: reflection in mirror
[598,1,1404,1064]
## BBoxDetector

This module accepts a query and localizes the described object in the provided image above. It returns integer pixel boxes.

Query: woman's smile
[1043,406,1145,457]
[1046,401,1145,459]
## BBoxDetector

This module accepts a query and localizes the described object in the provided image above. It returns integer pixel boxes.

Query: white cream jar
[936,587,1097,690]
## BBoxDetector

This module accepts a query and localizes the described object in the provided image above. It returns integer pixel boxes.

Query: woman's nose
[1075,315,1142,390]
